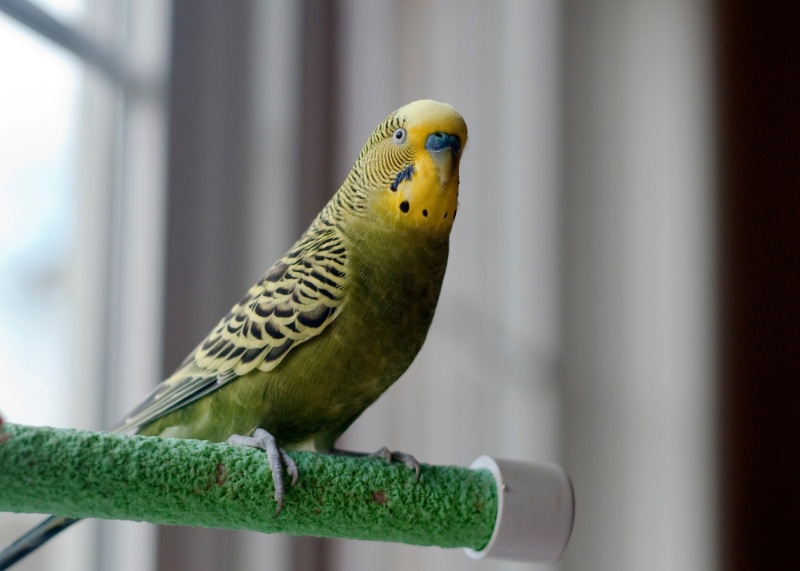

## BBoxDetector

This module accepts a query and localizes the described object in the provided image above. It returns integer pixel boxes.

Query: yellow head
[344,99,467,239]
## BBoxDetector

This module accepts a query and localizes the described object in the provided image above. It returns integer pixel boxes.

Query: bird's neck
[348,217,449,281]
[342,218,450,329]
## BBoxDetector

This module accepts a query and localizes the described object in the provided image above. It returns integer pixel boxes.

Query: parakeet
[0,99,467,569]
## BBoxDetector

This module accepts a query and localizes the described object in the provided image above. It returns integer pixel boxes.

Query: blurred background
[1,1,798,570]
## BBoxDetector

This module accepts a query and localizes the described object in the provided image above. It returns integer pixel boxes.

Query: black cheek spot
[400,201,410,213]
[443,212,448,219]
[422,209,428,217]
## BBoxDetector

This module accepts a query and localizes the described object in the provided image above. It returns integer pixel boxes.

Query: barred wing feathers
[117,228,348,433]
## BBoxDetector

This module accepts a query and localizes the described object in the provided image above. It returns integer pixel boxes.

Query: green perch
[0,424,496,549]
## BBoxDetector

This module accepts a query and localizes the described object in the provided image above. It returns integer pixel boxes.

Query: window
[0,4,81,431]
[0,1,169,570]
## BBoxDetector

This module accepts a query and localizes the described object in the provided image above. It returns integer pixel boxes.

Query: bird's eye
[392,128,407,145]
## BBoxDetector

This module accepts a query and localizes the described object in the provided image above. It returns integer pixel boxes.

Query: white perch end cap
[465,456,575,563]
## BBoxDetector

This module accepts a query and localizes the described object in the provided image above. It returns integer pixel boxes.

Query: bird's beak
[425,132,462,187]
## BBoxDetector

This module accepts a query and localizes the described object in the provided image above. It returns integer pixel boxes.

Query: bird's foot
[369,447,421,481]
[331,446,421,482]
[227,428,298,516]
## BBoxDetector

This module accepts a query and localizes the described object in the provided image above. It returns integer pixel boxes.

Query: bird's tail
[0,516,80,570]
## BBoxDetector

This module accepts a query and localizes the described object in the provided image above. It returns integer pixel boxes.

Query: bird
[0,99,467,569]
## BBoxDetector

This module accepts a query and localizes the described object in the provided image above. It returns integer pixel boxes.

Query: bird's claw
[227,428,298,515]
[330,446,421,481]
[368,447,421,482]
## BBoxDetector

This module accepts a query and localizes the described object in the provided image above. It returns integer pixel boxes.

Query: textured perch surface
[0,424,496,550]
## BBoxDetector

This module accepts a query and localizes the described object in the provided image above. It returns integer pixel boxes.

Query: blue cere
[425,132,461,154]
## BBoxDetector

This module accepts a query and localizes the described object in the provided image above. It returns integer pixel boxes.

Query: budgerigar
[0,99,467,569]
